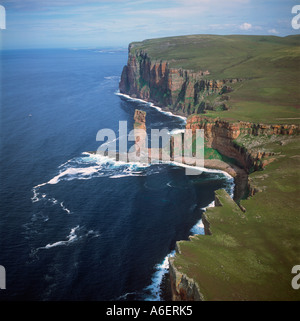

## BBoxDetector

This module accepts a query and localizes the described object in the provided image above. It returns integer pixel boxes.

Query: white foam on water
[60,202,71,214]
[116,92,187,122]
[227,176,235,198]
[204,200,216,209]
[144,250,176,301]
[48,197,58,205]
[166,181,173,188]
[104,76,120,80]
[190,219,205,235]
[190,172,234,236]
[171,161,205,175]
[35,225,100,252]
[58,158,74,168]
[109,172,143,179]
[31,182,47,202]
[39,225,80,250]
[47,165,102,185]
[30,152,155,218]
[170,160,235,194]
[115,292,138,301]
[31,160,103,210]
[169,128,185,135]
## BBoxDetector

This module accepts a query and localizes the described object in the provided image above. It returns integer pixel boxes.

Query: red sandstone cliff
[119,45,242,115]
[186,115,299,172]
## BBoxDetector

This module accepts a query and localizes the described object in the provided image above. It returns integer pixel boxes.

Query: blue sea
[0,49,233,301]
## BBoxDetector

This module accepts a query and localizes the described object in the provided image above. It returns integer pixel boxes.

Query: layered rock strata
[119,46,242,115]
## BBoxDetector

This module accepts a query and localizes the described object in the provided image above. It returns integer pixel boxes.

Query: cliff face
[186,115,300,172]
[169,256,203,301]
[119,45,241,115]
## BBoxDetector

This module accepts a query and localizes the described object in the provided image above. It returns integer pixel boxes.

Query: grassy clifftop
[129,35,300,124]
[174,134,300,300]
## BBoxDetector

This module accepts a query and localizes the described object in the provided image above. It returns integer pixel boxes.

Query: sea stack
[133,109,147,157]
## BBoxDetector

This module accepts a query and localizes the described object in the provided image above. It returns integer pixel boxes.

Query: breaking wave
[144,250,176,301]
[190,172,234,236]
[28,225,100,261]
[31,152,153,211]
[37,225,100,251]
[116,92,187,122]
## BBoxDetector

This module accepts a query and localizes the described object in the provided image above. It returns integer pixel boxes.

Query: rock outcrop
[169,255,204,301]
[119,45,242,115]
[133,109,146,129]
[133,109,147,157]
[186,115,299,172]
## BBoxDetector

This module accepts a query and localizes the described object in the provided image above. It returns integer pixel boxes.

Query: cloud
[239,22,252,30]
[268,28,279,34]
[2,0,121,8]
[208,23,237,30]
[2,0,249,9]
[124,0,250,19]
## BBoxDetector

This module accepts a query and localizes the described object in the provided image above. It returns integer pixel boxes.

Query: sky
[0,0,299,49]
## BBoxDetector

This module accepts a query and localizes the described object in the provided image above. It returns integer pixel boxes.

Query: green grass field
[174,134,300,300]
[131,35,300,124]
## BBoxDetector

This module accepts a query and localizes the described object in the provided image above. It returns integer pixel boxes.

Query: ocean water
[0,49,233,301]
